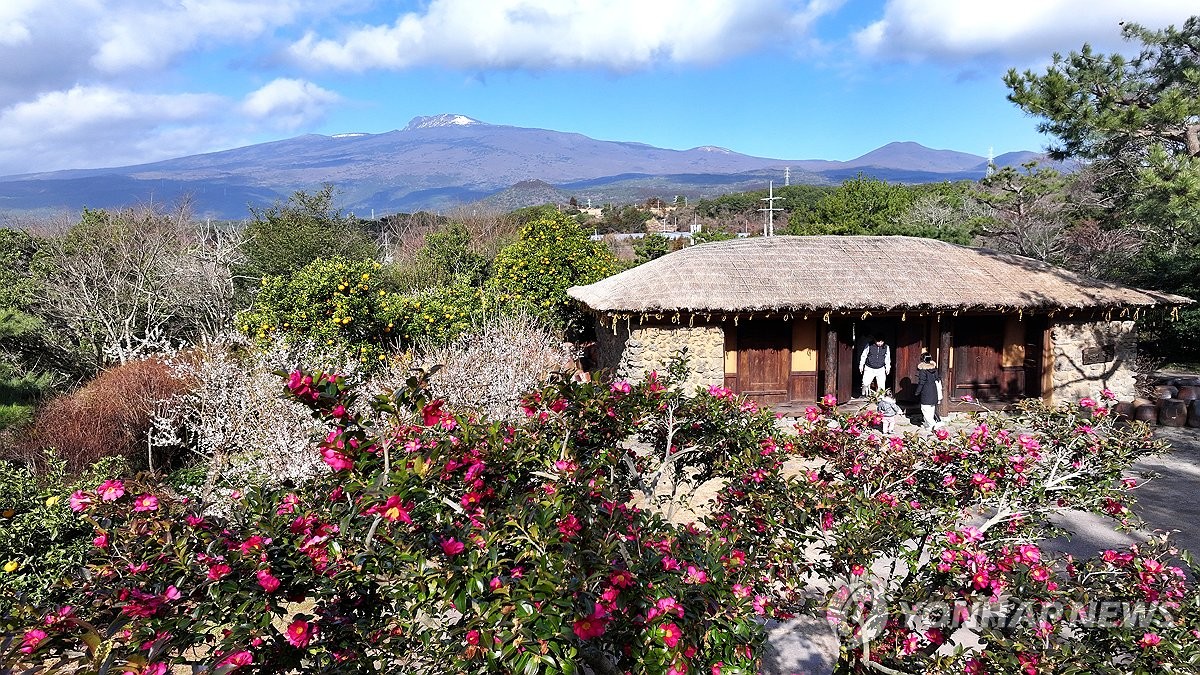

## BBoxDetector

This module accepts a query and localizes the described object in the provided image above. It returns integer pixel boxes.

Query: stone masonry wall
[593,318,725,391]
[1050,319,1138,402]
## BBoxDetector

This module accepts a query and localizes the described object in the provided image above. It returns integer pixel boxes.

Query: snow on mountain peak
[404,114,485,131]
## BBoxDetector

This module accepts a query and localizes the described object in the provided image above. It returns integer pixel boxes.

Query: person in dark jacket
[858,336,891,397]
[914,353,943,429]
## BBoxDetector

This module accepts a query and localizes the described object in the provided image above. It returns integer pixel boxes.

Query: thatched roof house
[569,236,1190,409]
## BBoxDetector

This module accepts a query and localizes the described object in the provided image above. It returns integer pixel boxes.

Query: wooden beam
[938,320,952,417]
[824,323,838,396]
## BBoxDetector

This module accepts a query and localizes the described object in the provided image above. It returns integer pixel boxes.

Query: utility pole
[759,181,783,237]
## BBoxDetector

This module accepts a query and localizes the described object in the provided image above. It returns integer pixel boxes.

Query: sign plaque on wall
[1081,344,1115,366]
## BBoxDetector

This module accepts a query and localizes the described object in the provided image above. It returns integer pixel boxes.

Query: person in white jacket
[858,336,890,397]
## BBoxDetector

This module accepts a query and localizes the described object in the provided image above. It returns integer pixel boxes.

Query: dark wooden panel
[790,372,818,402]
[1000,366,1025,399]
[953,316,1006,400]
[823,323,838,396]
[836,321,854,403]
[938,321,952,416]
[737,320,790,405]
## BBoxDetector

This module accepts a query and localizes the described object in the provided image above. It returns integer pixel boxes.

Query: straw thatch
[568,235,1191,315]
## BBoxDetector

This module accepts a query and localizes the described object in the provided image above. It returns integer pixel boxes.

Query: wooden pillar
[938,319,952,416]
[824,323,838,397]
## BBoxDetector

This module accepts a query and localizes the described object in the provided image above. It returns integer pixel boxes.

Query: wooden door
[894,319,928,402]
[1024,316,1047,398]
[953,316,1005,401]
[737,321,790,405]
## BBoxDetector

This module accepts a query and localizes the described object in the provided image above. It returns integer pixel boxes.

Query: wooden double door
[736,320,790,405]
[831,318,929,402]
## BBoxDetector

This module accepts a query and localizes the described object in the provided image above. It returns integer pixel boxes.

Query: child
[877,394,901,434]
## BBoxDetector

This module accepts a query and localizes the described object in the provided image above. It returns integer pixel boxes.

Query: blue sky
[0,1,1195,175]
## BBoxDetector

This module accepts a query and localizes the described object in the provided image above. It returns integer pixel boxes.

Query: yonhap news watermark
[826,581,1176,638]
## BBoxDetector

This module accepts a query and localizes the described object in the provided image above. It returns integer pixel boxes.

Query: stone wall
[593,317,725,391]
[1050,319,1138,402]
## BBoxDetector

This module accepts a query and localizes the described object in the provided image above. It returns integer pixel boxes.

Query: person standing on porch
[914,352,943,429]
[858,336,891,397]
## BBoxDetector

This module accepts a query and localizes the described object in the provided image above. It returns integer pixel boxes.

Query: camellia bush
[2,368,1197,674]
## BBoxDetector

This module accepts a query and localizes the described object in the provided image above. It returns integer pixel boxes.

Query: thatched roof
[568,235,1190,315]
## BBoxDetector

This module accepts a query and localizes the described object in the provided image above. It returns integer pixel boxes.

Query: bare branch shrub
[382,313,576,420]
[34,200,242,372]
[151,335,364,508]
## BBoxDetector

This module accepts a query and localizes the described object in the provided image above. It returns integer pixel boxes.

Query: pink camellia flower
[92,532,109,548]
[1018,544,1042,565]
[656,596,685,618]
[132,494,159,512]
[961,395,975,403]
[97,479,125,502]
[821,394,838,407]
[217,650,253,669]
[684,565,709,584]
[610,380,632,394]
[163,586,181,601]
[667,660,689,675]
[257,569,280,593]
[466,629,480,645]
[1079,397,1097,408]
[1139,632,1161,649]
[850,564,866,577]
[934,427,950,440]
[285,619,316,648]
[901,632,921,655]
[19,629,47,654]
[68,490,93,512]
[440,538,466,556]
[321,448,354,472]
[660,622,683,648]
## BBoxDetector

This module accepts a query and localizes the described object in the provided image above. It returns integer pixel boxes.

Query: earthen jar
[1158,399,1187,426]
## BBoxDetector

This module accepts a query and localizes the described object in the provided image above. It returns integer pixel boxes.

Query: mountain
[0,115,1049,219]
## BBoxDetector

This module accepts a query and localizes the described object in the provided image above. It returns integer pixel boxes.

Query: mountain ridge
[0,114,1051,219]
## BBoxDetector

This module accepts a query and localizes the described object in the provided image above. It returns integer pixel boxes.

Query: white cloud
[289,0,840,72]
[241,78,341,130]
[854,1,1195,63]
[90,0,334,73]
[0,86,228,174]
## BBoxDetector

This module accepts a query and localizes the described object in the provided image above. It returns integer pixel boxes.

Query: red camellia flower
[660,622,683,648]
[97,479,125,502]
[364,496,413,524]
[557,514,582,539]
[440,538,466,556]
[466,629,480,645]
[572,605,608,639]
[132,494,159,512]
[285,619,316,648]
[207,564,232,581]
